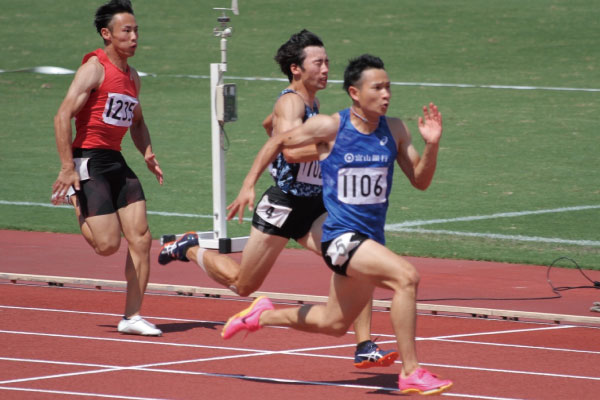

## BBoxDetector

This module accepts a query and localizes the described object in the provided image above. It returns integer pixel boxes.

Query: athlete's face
[299,46,329,91]
[354,68,391,117]
[103,13,138,58]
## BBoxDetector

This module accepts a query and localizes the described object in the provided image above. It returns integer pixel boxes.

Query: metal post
[210,62,227,239]
[160,1,247,253]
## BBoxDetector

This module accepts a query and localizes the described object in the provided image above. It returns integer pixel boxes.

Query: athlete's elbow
[282,148,300,163]
[413,181,431,191]
[54,110,70,129]
[412,174,435,191]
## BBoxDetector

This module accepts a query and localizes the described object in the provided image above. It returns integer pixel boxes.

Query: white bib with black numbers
[337,167,387,205]
[255,195,293,228]
[296,161,322,186]
[103,92,138,127]
[326,232,362,267]
[74,158,90,181]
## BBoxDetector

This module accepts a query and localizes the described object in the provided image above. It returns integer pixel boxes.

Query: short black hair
[343,54,385,94]
[274,29,324,82]
[94,0,134,36]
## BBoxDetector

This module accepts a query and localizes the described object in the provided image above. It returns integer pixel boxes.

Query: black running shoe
[354,340,399,369]
[158,232,199,265]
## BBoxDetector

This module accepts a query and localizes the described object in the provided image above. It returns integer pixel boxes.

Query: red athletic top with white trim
[73,48,139,151]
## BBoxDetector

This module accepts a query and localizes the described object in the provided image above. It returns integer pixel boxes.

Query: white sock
[196,247,207,272]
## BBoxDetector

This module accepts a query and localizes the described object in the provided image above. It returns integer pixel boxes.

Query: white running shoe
[117,315,162,336]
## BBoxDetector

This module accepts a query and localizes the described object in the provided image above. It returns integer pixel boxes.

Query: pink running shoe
[221,296,274,339]
[398,368,453,395]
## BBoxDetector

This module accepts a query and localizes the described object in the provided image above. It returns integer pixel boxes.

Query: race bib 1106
[337,167,387,205]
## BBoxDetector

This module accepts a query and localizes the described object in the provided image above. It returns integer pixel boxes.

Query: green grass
[1,0,599,269]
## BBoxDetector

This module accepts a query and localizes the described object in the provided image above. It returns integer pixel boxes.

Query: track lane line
[0,387,169,400]
[2,328,599,383]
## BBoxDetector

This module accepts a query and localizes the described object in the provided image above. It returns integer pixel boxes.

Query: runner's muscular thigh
[344,240,418,291]
[117,200,150,242]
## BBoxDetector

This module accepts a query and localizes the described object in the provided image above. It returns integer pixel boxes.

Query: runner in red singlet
[51,0,162,336]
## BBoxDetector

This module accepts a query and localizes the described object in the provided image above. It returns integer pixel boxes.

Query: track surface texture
[1,230,599,399]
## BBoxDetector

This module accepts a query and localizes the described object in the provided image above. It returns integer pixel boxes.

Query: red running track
[1,230,600,399]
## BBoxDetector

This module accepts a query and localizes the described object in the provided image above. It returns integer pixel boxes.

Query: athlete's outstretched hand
[51,166,79,205]
[227,183,256,223]
[417,103,442,145]
[145,153,164,185]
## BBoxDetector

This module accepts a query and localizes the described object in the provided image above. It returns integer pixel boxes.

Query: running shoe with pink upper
[221,296,274,339]
[398,368,453,395]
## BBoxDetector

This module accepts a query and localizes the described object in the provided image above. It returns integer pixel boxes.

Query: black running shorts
[252,185,326,240]
[73,148,145,218]
[321,232,368,276]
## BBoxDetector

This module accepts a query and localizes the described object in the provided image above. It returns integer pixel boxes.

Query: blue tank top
[270,89,322,197]
[321,108,398,244]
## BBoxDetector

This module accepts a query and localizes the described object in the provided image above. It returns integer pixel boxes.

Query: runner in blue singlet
[222,54,453,395]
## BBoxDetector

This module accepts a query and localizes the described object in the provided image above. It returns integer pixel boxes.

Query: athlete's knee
[322,320,352,337]
[93,238,121,256]
[234,282,259,297]
[404,265,420,288]
[385,261,420,293]
[127,228,152,252]
[233,271,265,297]
[395,264,420,292]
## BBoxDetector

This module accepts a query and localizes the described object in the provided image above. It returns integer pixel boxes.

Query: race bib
[102,93,138,127]
[326,232,362,267]
[337,167,387,204]
[74,157,90,181]
[255,195,292,228]
[296,161,322,185]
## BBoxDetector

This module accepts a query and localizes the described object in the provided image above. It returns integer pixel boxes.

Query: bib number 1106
[337,167,387,204]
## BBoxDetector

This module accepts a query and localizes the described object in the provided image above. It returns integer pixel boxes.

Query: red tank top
[73,49,139,151]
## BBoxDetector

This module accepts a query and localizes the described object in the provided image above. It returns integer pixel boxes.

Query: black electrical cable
[220,123,230,151]
[410,256,599,302]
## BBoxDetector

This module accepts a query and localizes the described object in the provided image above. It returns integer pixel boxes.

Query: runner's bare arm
[51,58,103,203]
[226,114,337,222]
[262,112,273,136]
[272,93,320,163]
[129,69,163,185]
[390,103,442,191]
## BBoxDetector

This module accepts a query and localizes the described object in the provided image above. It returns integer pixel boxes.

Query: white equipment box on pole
[161,1,248,253]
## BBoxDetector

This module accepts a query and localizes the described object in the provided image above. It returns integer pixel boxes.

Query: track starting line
[2,273,599,327]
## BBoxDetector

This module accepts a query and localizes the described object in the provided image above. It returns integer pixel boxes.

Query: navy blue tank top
[270,89,322,197]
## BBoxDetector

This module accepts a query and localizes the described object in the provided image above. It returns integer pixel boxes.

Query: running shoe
[158,232,199,265]
[398,368,453,395]
[221,296,274,339]
[117,315,162,336]
[354,340,399,369]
